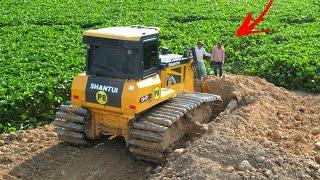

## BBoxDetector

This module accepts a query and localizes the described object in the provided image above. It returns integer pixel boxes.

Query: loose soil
[154,75,320,179]
[0,126,151,180]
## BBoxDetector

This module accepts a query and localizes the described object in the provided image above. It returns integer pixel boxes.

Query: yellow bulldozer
[53,26,223,163]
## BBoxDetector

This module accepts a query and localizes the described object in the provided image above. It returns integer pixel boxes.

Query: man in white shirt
[192,41,211,79]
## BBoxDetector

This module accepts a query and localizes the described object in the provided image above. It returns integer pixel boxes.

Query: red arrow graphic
[236,0,274,37]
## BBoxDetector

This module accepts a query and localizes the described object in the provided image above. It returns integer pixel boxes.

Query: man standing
[211,41,225,77]
[191,41,211,79]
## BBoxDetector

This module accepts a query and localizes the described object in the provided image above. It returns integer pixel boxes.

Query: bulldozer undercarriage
[53,93,223,163]
[128,93,223,163]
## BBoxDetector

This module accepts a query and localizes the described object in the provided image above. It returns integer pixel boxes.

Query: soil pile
[154,75,320,179]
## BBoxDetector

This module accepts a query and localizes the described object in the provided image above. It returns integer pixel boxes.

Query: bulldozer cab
[71,26,195,115]
[83,26,160,79]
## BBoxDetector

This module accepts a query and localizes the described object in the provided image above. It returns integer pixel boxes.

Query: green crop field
[0,0,319,132]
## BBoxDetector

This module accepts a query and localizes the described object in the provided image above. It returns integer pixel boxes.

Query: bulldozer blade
[201,79,210,93]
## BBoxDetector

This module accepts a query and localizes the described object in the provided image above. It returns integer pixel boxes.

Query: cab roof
[83,26,159,41]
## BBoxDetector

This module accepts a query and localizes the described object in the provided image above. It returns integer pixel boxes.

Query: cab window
[143,40,158,71]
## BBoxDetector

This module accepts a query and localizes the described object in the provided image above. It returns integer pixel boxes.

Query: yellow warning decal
[96,91,108,104]
[153,87,160,100]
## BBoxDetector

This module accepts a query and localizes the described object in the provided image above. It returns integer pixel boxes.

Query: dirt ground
[0,126,152,180]
[0,74,319,179]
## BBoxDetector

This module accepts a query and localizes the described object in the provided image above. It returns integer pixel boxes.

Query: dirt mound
[154,75,320,179]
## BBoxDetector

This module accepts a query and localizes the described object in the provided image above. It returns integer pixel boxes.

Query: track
[53,102,90,145]
[53,93,223,164]
[128,93,223,163]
